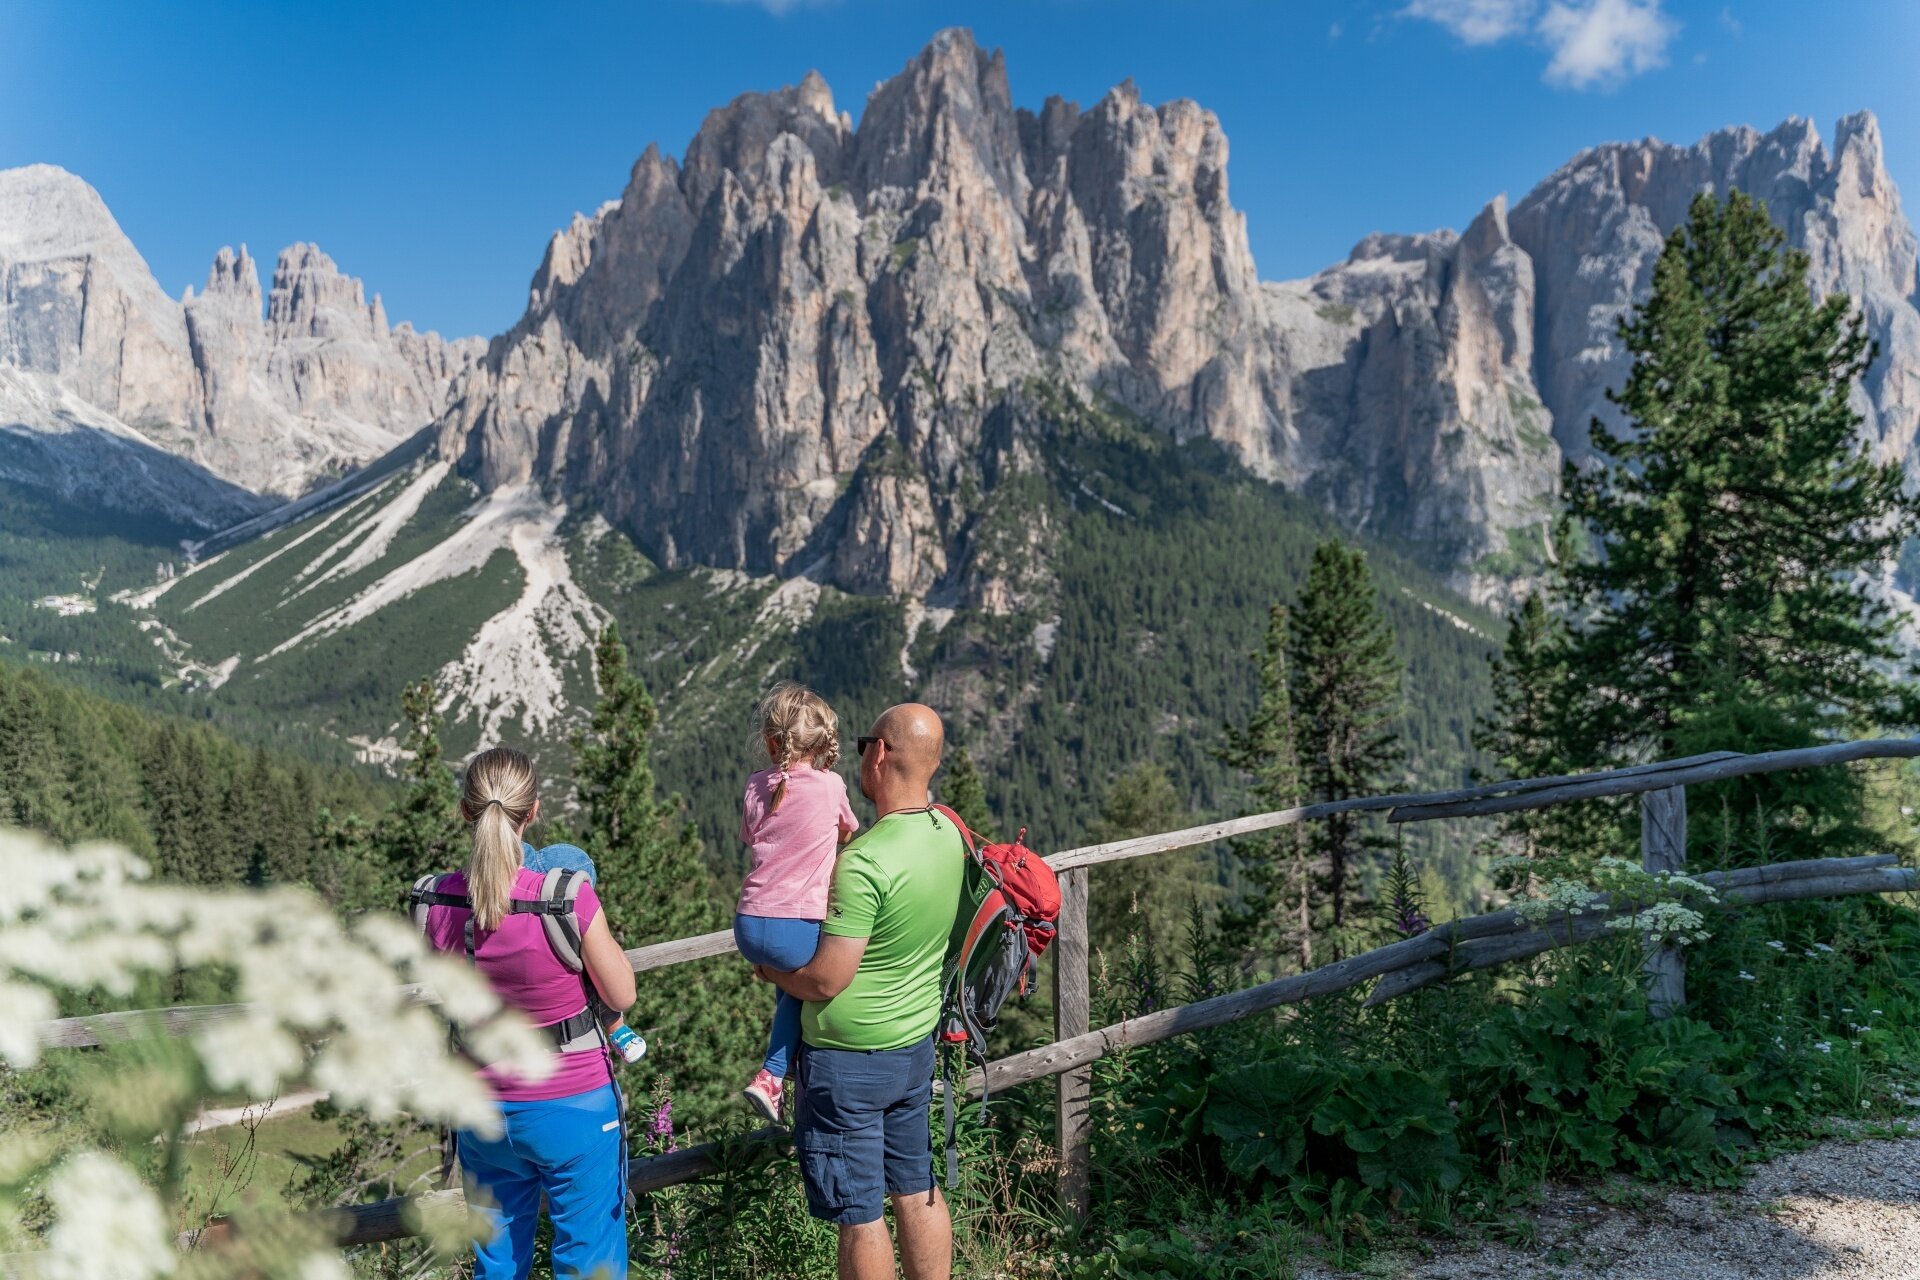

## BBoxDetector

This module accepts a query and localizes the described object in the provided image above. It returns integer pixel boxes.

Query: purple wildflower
[648,1083,677,1154]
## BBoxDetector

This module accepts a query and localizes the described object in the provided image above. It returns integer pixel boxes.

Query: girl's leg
[765,989,802,1076]
[736,916,822,1078]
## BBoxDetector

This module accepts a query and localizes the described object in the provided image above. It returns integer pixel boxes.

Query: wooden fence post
[1052,866,1092,1220]
[1640,786,1687,1018]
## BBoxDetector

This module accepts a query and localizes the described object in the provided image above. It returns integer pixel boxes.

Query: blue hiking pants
[732,913,822,1077]
[458,1084,627,1279]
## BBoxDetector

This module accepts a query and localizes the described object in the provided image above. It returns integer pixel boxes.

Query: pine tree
[1290,541,1405,944]
[1558,190,1919,858]
[937,747,997,842]
[0,669,77,841]
[572,625,712,946]
[1087,761,1199,955]
[1470,590,1605,877]
[367,679,464,887]
[1216,604,1312,968]
[143,726,225,882]
[571,624,754,1130]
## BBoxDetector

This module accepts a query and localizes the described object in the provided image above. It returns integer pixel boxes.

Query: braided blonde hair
[756,683,840,813]
[460,746,538,931]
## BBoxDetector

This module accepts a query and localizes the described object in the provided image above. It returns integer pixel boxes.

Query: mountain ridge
[0,163,481,527]
[4,32,1916,619]
[425,28,1919,606]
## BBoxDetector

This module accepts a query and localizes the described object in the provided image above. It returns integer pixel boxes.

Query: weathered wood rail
[27,737,1920,1252]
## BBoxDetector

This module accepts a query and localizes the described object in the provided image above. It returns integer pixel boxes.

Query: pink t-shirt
[423,867,614,1102]
[736,761,860,919]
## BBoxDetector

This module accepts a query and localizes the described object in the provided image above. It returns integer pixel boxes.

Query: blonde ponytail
[460,747,538,931]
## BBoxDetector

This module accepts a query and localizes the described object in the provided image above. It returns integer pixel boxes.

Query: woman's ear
[523,797,541,835]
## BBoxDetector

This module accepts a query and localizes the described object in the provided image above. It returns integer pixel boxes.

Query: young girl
[735,682,859,1121]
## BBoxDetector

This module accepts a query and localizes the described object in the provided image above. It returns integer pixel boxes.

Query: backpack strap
[409,873,462,929]
[932,807,983,1192]
[517,867,587,973]
[410,870,589,973]
[931,804,979,860]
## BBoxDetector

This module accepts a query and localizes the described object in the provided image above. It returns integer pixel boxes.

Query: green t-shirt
[801,807,966,1052]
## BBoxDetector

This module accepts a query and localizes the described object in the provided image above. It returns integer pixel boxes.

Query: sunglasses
[856,736,887,758]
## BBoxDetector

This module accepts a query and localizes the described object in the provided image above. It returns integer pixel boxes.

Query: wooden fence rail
[311,850,1917,1247]
[23,736,1920,1254]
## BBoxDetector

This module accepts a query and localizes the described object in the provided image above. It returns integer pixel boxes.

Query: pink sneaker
[742,1069,784,1124]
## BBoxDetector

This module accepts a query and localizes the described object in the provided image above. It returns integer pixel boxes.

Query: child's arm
[835,779,860,846]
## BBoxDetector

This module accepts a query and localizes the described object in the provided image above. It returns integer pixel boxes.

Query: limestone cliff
[0,164,479,527]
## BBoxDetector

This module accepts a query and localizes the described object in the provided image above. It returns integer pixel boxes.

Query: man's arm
[758,933,869,1002]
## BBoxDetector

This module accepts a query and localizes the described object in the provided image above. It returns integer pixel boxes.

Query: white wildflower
[354,911,429,967]
[1873,1009,1884,1016]
[297,1254,354,1280]
[1737,971,1756,981]
[1514,878,1605,924]
[1766,940,1787,952]
[464,1014,557,1083]
[42,1151,175,1280]
[1813,1041,1833,1053]
[1604,900,1708,944]
[1804,949,1820,958]
[0,977,57,1068]
[196,1014,306,1098]
[1813,942,1835,954]
[416,951,506,1025]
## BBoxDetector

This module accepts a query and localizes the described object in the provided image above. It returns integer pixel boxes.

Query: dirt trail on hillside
[1302,1134,1920,1280]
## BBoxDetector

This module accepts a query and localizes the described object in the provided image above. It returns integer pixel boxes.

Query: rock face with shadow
[1511,112,1920,469]
[0,163,479,529]
[436,30,1920,606]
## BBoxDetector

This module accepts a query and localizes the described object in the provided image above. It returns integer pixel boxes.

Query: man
[755,703,963,1280]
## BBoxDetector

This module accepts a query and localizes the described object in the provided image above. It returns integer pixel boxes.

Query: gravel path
[1302,1133,1920,1280]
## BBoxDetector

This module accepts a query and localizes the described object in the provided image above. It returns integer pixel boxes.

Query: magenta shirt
[736,761,860,919]
[423,867,614,1102]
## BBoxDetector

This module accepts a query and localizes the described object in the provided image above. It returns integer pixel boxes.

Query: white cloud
[1400,0,1536,45]
[1402,0,1677,90]
[703,0,833,14]
[1538,0,1678,89]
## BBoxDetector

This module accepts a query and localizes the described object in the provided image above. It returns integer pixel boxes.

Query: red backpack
[933,804,1061,1185]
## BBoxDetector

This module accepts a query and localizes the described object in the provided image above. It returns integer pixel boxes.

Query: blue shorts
[792,1034,936,1225]
[523,842,596,883]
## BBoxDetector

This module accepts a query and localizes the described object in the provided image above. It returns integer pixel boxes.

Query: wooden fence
[30,737,1920,1251]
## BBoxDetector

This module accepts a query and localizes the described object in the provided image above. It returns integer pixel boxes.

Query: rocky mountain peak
[200,245,262,310]
[1512,113,1919,467]
[682,72,851,211]
[854,26,1026,208]
[423,35,1920,609]
[2,165,479,519]
[268,242,379,341]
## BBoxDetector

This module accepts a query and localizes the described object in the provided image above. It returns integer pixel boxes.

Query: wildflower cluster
[1510,856,1718,945]
[0,825,553,1277]
[1511,878,1604,925]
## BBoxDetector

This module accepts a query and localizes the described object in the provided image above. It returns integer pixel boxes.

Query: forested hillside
[0,655,385,887]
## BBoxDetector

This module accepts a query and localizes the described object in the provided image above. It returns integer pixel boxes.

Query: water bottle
[609,1023,647,1064]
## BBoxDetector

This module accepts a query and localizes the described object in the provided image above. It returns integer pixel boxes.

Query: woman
[422,746,636,1278]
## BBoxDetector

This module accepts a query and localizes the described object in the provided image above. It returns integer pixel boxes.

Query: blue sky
[4,1,1914,340]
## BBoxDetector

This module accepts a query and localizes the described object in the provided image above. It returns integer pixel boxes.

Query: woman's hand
[582,910,637,1012]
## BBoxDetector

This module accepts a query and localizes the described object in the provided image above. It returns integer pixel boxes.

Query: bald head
[860,703,944,809]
